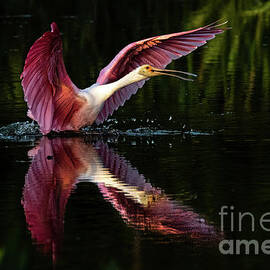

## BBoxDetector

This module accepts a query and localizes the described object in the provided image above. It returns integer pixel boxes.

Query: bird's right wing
[96,21,227,124]
[21,23,85,134]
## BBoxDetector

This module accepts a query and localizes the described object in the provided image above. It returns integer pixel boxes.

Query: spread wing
[21,22,85,134]
[96,21,226,124]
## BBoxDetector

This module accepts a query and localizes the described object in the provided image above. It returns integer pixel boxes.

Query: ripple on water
[0,121,214,142]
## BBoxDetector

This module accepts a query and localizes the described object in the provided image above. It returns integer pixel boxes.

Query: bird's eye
[146,66,149,69]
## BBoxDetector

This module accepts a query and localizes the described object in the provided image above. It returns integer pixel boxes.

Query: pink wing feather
[21,22,85,134]
[96,21,226,124]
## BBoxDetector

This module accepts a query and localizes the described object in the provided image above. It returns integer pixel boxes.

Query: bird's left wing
[96,21,226,124]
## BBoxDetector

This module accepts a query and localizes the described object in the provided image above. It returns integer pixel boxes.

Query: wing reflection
[22,137,220,259]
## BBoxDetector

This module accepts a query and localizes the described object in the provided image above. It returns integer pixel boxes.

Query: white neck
[88,67,146,103]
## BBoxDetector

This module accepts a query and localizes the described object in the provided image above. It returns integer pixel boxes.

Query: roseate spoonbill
[21,21,227,134]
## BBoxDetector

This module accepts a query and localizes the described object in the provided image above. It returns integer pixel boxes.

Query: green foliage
[1,0,270,134]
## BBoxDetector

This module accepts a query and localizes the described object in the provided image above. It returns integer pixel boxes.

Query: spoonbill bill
[21,21,227,134]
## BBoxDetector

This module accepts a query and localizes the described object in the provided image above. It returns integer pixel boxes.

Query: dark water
[1,0,270,269]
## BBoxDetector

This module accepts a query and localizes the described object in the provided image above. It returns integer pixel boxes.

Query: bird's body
[21,21,226,134]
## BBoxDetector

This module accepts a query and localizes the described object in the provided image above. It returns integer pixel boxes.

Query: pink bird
[21,21,227,134]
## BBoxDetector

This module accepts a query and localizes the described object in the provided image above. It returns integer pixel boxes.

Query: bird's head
[138,64,197,81]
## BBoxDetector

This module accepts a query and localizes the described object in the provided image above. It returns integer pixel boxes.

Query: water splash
[0,121,214,141]
[0,121,41,141]
[119,128,213,136]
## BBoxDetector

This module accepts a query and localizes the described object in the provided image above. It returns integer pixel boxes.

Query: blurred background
[0,0,270,136]
[1,1,270,269]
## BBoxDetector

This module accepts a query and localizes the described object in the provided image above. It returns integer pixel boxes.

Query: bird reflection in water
[22,137,221,260]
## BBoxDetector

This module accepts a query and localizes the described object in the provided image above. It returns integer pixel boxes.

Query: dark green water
[1,0,270,269]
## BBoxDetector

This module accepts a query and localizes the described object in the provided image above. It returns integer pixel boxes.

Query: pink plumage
[95,21,225,123]
[21,22,85,134]
[21,21,226,134]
